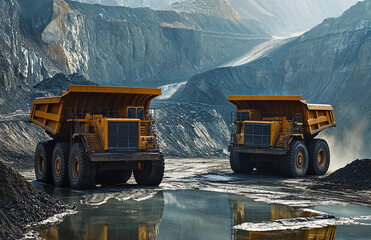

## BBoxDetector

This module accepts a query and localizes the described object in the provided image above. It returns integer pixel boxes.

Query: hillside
[0,0,268,114]
[71,0,359,36]
[231,0,359,36]
[0,0,368,162]
[170,0,371,160]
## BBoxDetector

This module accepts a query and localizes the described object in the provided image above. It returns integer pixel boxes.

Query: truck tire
[68,142,96,189]
[96,170,132,185]
[230,152,255,173]
[134,155,164,186]
[34,141,53,183]
[307,139,330,175]
[281,140,308,177]
[52,142,70,187]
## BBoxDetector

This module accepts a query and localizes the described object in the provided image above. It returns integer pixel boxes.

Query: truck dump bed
[228,95,336,136]
[29,85,161,137]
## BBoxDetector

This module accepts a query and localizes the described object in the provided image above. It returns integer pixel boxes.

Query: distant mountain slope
[230,0,360,36]
[171,0,371,160]
[72,0,185,8]
[72,0,360,36]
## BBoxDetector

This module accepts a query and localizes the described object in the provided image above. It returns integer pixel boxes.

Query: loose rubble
[33,73,97,96]
[324,159,371,188]
[0,161,68,239]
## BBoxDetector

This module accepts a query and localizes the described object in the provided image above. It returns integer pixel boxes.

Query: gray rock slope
[171,0,371,158]
[0,0,268,113]
[153,101,231,157]
[0,0,61,113]
[72,0,359,36]
[230,0,360,36]
[72,0,185,8]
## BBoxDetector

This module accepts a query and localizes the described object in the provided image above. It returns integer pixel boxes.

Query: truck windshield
[137,108,144,120]
[237,112,249,121]
[128,108,136,118]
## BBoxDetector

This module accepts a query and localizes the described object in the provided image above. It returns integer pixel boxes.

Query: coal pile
[33,73,97,96]
[0,161,68,239]
[324,159,371,188]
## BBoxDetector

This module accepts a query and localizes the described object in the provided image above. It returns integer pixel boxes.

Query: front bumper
[228,145,287,155]
[90,151,162,162]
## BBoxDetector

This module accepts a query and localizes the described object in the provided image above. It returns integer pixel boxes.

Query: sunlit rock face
[45,0,267,87]
[172,1,371,159]
[230,0,360,36]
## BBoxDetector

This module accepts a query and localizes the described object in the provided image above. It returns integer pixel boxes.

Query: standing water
[35,185,371,240]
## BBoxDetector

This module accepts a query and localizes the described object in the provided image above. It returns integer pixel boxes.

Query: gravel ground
[0,161,69,239]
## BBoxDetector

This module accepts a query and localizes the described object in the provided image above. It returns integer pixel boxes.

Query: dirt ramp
[0,161,67,239]
[324,159,371,188]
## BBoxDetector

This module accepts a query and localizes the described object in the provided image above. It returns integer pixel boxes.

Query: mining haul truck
[29,85,163,189]
[228,95,336,177]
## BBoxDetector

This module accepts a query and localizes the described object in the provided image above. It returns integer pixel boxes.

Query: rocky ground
[0,161,69,239]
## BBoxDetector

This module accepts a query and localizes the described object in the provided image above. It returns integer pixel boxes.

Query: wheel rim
[296,151,304,169]
[55,155,61,177]
[318,149,326,167]
[37,155,44,175]
[71,155,80,179]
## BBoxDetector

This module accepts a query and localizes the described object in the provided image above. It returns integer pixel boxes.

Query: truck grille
[108,122,138,150]
[244,123,271,147]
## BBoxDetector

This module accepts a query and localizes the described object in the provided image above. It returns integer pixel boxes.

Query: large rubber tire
[281,140,308,177]
[230,152,255,173]
[96,170,132,185]
[68,142,96,189]
[34,141,54,183]
[134,156,164,186]
[52,142,70,187]
[307,139,330,176]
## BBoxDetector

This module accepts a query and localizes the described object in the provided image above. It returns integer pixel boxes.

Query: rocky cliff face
[0,0,61,113]
[27,0,268,87]
[0,0,268,113]
[72,0,360,36]
[170,0,371,159]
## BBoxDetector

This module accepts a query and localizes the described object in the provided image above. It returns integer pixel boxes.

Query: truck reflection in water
[39,189,338,240]
[41,191,164,240]
[229,194,336,240]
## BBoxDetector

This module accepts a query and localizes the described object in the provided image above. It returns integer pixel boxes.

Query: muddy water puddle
[33,185,371,240]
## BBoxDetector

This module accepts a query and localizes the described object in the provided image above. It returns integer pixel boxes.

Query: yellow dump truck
[228,95,336,177]
[29,85,163,189]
